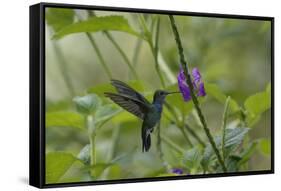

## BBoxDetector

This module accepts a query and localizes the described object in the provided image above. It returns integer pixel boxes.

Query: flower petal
[192,68,201,83]
[171,168,184,175]
[177,69,192,101]
[197,81,206,96]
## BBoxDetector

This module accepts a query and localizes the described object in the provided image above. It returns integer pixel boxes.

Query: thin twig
[184,124,206,147]
[76,13,112,79]
[164,102,193,147]
[161,134,184,153]
[103,31,139,80]
[169,15,227,172]
[139,15,166,88]
[157,122,170,171]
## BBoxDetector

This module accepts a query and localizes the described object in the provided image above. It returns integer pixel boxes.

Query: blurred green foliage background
[45,8,271,184]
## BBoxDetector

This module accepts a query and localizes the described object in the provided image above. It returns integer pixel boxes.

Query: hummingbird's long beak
[167,91,181,95]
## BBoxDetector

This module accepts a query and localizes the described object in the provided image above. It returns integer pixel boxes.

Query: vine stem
[85,115,96,176]
[161,134,184,153]
[157,122,171,172]
[169,15,227,172]
[139,15,166,88]
[86,10,139,80]
[104,32,140,80]
[76,14,112,79]
[164,102,193,147]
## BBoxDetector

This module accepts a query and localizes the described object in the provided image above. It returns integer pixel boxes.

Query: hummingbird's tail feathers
[142,125,151,152]
[142,134,151,152]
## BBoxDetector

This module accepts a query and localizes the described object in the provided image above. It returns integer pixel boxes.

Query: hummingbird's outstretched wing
[110,79,150,105]
[104,92,150,120]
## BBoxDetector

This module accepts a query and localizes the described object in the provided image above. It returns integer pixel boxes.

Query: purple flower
[171,168,184,175]
[177,67,206,102]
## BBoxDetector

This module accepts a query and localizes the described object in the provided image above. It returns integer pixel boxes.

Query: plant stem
[87,10,139,80]
[169,15,227,172]
[153,17,166,88]
[157,122,170,171]
[132,38,143,68]
[161,134,184,153]
[164,102,193,147]
[85,115,96,176]
[85,33,112,79]
[221,96,230,162]
[76,13,112,79]
[107,125,120,161]
[184,124,206,147]
[103,31,140,80]
[139,15,166,88]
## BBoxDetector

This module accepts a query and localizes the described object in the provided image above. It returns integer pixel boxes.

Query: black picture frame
[29,2,275,189]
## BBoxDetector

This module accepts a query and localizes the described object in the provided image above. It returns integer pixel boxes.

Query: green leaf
[106,164,121,179]
[46,152,81,183]
[244,84,271,127]
[238,141,258,166]
[94,104,122,126]
[46,8,75,32]
[225,155,241,172]
[205,83,240,112]
[245,89,271,116]
[224,127,250,148]
[87,80,144,97]
[201,125,249,171]
[46,111,85,129]
[73,94,101,115]
[46,99,72,112]
[259,139,271,156]
[183,147,202,170]
[77,144,91,165]
[91,163,114,178]
[53,16,140,39]
[111,111,139,124]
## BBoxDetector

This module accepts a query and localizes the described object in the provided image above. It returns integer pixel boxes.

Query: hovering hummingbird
[104,79,179,152]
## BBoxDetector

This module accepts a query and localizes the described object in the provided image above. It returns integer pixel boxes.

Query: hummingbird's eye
[159,92,164,96]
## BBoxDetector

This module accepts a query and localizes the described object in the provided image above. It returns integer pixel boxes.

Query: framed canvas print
[29,2,274,188]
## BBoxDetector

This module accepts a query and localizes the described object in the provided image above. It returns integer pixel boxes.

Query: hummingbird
[104,79,179,152]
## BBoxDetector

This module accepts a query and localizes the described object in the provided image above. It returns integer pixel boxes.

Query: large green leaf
[53,16,140,39]
[201,125,249,171]
[223,127,250,148]
[111,111,139,124]
[183,147,202,170]
[94,104,122,126]
[259,138,271,156]
[205,83,240,112]
[46,152,82,183]
[244,84,271,126]
[46,99,72,112]
[77,144,91,165]
[245,87,271,115]
[46,8,75,32]
[238,141,258,166]
[73,94,101,115]
[46,111,85,129]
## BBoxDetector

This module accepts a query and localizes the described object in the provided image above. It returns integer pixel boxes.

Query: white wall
[0,0,279,190]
